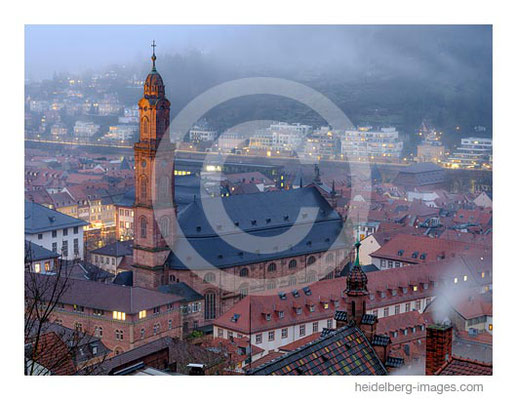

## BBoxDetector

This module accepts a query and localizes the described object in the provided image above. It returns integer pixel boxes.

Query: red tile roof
[370,233,490,264]
[215,255,490,334]
[435,356,492,375]
[278,332,321,352]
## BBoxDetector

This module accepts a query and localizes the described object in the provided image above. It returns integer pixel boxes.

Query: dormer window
[295,307,302,315]
[380,291,386,298]
[309,305,315,312]
[391,289,397,296]
[423,283,429,290]
[402,287,408,294]
[278,311,284,319]
[265,313,271,321]
[412,285,418,292]
[323,302,329,310]
[411,252,419,258]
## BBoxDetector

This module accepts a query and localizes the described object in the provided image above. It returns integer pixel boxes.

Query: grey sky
[25,25,491,81]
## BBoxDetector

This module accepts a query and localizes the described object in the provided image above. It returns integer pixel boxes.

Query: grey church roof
[166,187,348,270]
[25,201,88,234]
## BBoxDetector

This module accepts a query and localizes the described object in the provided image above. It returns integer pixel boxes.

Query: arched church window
[140,175,148,201]
[159,216,170,238]
[140,216,147,239]
[204,291,216,320]
[141,117,149,137]
[203,272,216,283]
[159,176,170,201]
[289,259,297,269]
[307,256,316,265]
[267,263,277,273]
[239,268,249,277]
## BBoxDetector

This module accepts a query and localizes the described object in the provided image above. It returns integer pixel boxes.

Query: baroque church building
[129,48,351,328]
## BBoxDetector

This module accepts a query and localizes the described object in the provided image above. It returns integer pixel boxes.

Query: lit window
[34,263,41,273]
[139,310,147,319]
[488,324,493,331]
[413,285,418,292]
[463,275,468,282]
[453,277,458,284]
[113,311,126,320]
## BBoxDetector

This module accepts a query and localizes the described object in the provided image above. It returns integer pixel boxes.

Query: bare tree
[24,243,109,375]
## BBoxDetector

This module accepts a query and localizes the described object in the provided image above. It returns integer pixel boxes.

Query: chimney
[425,322,453,375]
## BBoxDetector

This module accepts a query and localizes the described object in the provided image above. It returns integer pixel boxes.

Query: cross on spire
[151,40,157,71]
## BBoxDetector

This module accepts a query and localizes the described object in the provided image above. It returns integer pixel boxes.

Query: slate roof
[25,240,59,261]
[158,282,203,302]
[91,240,133,257]
[27,274,183,314]
[248,324,388,375]
[166,187,348,270]
[112,270,133,286]
[435,356,492,375]
[25,201,88,234]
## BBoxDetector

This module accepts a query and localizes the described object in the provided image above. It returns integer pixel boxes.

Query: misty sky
[25,25,491,82]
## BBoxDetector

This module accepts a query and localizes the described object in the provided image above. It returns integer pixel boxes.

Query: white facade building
[448,137,492,169]
[249,122,312,153]
[340,126,403,160]
[73,121,100,138]
[25,201,87,260]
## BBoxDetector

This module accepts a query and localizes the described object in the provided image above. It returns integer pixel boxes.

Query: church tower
[344,239,369,326]
[132,42,176,289]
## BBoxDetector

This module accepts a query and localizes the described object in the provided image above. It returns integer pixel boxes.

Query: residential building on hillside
[340,126,403,161]
[447,137,492,169]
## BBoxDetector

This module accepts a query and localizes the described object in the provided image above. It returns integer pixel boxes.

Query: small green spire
[353,239,361,267]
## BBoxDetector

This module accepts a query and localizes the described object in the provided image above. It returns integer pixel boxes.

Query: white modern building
[249,122,311,153]
[448,137,492,169]
[25,201,88,261]
[105,124,138,141]
[189,126,217,143]
[73,121,100,138]
[340,126,403,160]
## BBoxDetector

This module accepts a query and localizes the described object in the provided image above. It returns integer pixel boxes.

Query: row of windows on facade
[79,320,175,340]
[37,227,79,240]
[94,255,116,266]
[371,298,431,318]
[33,261,53,273]
[202,255,330,284]
[390,325,425,338]
[139,216,171,238]
[218,319,334,344]
[119,209,134,217]
[138,176,172,202]
[370,283,433,300]
[49,239,79,256]
[65,303,176,319]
